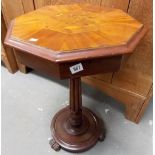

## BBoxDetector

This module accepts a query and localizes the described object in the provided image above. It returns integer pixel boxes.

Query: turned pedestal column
[50,77,105,152]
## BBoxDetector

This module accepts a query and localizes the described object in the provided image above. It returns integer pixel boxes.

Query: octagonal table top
[5,4,147,63]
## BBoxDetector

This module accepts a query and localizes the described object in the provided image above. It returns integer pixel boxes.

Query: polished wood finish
[5,5,147,63]
[4,2,147,152]
[69,78,82,128]
[51,106,104,152]
[11,4,143,52]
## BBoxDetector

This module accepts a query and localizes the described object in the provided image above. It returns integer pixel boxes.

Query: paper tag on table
[70,63,83,74]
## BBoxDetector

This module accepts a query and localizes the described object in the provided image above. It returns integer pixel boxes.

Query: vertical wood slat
[1,14,7,42]
[1,43,13,72]
[85,0,101,5]
[51,0,100,5]
[111,0,152,96]
[1,13,18,73]
[2,45,18,73]
[128,0,152,76]
[101,0,130,11]
[1,0,24,27]
[1,0,29,73]
[33,0,51,8]
[21,0,35,12]
[51,0,84,5]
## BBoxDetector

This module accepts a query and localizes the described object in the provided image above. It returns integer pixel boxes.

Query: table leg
[50,77,105,152]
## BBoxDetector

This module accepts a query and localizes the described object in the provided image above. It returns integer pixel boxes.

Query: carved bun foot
[49,139,61,151]
[99,118,106,142]
[99,131,105,142]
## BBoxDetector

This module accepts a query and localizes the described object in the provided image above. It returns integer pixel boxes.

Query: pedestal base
[50,106,105,153]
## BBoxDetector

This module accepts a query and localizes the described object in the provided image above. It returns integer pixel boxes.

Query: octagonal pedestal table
[5,4,147,153]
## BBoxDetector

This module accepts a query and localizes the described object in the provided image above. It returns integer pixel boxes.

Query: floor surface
[1,66,153,155]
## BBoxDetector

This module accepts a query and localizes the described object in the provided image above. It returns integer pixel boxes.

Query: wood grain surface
[11,4,143,52]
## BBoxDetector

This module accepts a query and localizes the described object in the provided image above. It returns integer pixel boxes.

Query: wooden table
[4,4,147,153]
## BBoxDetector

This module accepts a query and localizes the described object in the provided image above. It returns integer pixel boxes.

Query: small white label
[70,63,83,74]
[29,38,38,42]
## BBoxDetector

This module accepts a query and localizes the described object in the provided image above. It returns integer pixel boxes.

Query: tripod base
[50,106,105,153]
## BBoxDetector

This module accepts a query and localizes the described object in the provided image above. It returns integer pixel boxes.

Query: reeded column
[69,77,82,127]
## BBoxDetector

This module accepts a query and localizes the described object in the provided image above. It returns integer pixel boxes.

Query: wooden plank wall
[22,0,35,12]
[101,0,130,11]
[1,0,152,98]
[1,14,18,73]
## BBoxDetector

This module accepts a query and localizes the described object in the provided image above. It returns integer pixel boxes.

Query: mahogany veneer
[4,4,147,152]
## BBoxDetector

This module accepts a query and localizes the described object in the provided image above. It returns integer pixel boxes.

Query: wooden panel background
[1,0,152,122]
[21,0,35,12]
[2,0,24,27]
[1,14,18,73]
[101,0,130,11]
